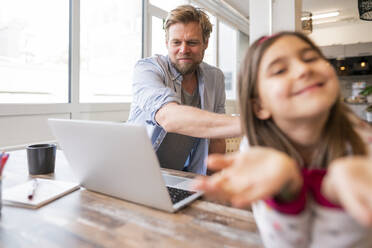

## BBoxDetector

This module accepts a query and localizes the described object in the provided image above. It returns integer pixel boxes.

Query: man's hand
[193,147,303,208]
[322,156,372,227]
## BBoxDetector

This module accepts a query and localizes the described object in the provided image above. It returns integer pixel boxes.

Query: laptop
[48,119,203,212]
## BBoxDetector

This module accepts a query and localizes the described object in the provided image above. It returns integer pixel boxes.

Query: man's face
[166,21,208,75]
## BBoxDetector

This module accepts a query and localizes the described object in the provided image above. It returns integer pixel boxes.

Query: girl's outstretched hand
[193,147,303,208]
[322,156,372,227]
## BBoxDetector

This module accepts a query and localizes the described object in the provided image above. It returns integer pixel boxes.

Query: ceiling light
[301,11,339,21]
[361,61,367,67]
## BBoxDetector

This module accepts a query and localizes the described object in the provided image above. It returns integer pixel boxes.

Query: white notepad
[3,178,80,209]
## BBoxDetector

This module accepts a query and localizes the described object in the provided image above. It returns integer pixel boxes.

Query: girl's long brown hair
[238,31,366,168]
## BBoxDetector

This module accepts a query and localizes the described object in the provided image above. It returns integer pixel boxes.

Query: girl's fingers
[193,172,230,194]
[194,169,248,205]
[230,182,276,208]
[207,153,236,171]
[230,191,255,208]
[351,182,372,226]
[330,159,372,226]
[349,196,372,227]
[192,176,208,191]
[206,173,239,199]
[337,186,372,227]
[357,197,372,226]
[353,181,372,210]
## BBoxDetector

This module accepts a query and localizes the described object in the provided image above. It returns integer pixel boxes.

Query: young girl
[194,31,372,248]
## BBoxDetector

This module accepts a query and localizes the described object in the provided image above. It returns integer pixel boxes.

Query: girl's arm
[323,112,372,226]
[322,156,372,227]
[193,147,303,208]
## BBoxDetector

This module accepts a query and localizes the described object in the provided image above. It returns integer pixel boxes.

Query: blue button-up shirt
[127,55,226,175]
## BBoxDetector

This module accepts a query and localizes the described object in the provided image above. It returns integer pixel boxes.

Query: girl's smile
[292,82,324,96]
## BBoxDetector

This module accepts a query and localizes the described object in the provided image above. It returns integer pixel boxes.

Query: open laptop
[48,119,203,212]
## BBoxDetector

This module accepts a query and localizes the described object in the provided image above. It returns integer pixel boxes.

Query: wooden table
[0,150,262,248]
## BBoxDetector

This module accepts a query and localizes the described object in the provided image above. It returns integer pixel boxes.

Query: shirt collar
[166,55,182,82]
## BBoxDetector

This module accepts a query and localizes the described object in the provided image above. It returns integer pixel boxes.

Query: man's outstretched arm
[155,102,241,139]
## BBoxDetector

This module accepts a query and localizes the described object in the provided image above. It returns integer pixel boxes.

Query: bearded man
[128,5,240,175]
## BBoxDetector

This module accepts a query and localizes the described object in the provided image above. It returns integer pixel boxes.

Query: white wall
[309,21,372,46]
[0,105,130,150]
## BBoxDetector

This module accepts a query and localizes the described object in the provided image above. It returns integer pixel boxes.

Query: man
[128,5,240,175]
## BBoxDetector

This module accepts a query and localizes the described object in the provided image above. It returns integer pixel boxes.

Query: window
[151,16,167,56]
[0,0,69,103]
[218,21,237,99]
[80,0,142,103]
[149,0,189,57]
[149,0,188,12]
[202,12,216,66]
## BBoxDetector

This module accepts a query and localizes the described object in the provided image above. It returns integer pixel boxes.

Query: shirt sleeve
[132,60,181,126]
[215,70,226,114]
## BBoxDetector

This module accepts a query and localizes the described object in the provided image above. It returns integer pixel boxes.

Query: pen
[28,179,39,200]
[0,152,9,176]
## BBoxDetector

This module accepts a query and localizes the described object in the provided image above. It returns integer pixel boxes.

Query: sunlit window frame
[0,0,135,120]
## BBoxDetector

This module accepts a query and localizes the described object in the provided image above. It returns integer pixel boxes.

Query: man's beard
[174,61,200,75]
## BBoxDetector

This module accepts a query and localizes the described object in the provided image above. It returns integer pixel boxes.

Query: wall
[309,21,372,46]
[0,106,130,150]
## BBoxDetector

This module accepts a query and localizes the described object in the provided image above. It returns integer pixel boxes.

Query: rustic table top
[0,150,262,248]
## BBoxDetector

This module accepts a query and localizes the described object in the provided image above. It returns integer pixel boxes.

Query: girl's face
[255,35,339,123]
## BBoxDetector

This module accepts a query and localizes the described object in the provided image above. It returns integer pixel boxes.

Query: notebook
[3,178,80,209]
[47,118,203,212]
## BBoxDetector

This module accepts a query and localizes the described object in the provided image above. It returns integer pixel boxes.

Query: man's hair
[164,5,212,43]
[237,31,367,168]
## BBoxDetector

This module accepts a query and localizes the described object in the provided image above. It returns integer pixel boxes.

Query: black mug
[27,144,56,175]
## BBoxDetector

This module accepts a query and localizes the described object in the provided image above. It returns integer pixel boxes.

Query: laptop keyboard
[166,186,196,204]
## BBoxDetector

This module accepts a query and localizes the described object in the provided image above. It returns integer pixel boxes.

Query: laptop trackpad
[162,174,188,187]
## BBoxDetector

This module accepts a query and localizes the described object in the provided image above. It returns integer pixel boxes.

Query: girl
[194,31,372,248]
